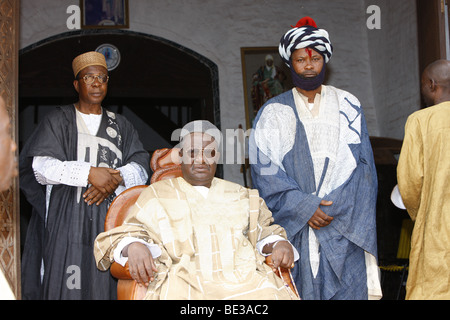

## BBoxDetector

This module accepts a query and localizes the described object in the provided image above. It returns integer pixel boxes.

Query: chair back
[150,148,182,184]
[104,185,147,231]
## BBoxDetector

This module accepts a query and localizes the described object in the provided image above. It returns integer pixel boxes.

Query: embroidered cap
[72,51,108,78]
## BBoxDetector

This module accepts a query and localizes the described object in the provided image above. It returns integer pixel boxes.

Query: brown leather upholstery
[105,185,148,300]
[104,185,147,231]
[150,148,182,184]
[104,148,298,299]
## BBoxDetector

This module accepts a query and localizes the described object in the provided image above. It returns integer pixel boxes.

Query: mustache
[299,72,319,78]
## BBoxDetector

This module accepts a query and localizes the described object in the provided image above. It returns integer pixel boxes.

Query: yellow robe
[397,101,450,300]
[94,177,298,300]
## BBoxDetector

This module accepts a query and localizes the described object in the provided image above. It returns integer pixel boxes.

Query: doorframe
[416,0,450,107]
[417,0,449,77]
[0,0,20,299]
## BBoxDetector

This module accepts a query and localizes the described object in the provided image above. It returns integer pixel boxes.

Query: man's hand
[264,240,295,272]
[308,200,333,230]
[85,167,122,205]
[84,167,121,205]
[88,167,121,193]
[122,242,158,287]
[83,185,110,206]
[110,170,124,186]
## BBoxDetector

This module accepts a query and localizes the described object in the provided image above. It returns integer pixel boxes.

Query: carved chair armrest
[110,261,133,280]
[110,262,147,300]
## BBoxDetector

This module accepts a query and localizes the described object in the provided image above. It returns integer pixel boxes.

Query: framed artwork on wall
[240,46,292,129]
[81,0,129,29]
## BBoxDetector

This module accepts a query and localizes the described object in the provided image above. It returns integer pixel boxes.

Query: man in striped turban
[250,17,382,300]
[279,16,332,92]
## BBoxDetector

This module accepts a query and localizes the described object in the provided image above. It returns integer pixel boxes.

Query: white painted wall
[364,0,421,139]
[20,0,420,185]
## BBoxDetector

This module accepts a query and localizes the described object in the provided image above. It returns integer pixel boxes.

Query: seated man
[94,120,299,300]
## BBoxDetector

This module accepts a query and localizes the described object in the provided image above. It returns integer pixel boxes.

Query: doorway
[416,0,450,107]
[19,29,220,151]
[19,29,220,253]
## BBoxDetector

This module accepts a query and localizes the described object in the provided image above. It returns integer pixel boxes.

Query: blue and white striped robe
[249,86,380,300]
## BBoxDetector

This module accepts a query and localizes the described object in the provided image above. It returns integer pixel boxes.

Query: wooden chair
[104,148,298,299]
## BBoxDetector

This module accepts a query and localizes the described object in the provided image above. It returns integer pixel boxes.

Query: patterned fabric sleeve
[93,187,157,271]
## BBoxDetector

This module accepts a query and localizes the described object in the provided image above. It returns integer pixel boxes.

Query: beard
[290,65,326,91]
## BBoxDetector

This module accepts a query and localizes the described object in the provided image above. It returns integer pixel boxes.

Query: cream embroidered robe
[94,177,297,300]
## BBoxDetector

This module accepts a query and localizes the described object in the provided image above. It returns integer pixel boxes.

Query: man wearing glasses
[94,120,299,300]
[20,51,150,299]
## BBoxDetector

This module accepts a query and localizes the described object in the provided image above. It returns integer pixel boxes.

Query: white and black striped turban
[279,17,333,68]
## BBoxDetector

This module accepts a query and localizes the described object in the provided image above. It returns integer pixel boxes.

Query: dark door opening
[19,29,220,253]
[19,29,220,151]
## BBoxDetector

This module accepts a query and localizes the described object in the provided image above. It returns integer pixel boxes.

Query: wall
[20,0,420,184]
[365,0,421,140]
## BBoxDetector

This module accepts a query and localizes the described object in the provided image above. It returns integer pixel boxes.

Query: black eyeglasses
[79,74,109,85]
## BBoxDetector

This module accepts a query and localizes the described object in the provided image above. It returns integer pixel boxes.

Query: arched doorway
[18,29,220,252]
[19,29,220,150]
